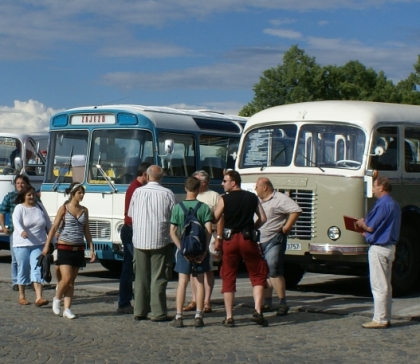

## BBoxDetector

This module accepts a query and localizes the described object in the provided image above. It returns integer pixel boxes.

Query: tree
[240,45,420,117]
[239,46,325,116]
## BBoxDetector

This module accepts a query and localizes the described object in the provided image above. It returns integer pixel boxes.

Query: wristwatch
[216,235,223,240]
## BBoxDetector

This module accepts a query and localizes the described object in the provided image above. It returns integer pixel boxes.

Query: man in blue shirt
[356,177,401,329]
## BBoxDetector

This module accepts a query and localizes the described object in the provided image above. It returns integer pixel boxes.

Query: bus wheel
[284,263,305,289]
[391,228,419,297]
[99,259,122,274]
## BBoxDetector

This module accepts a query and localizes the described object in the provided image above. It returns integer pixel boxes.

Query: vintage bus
[40,105,246,271]
[0,133,48,250]
[237,100,420,296]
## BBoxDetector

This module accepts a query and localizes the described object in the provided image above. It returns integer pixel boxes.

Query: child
[169,177,212,328]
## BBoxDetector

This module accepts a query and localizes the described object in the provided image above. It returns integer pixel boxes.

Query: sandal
[222,317,235,327]
[203,302,212,313]
[18,298,30,305]
[183,301,196,311]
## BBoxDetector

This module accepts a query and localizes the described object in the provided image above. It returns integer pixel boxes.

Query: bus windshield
[240,123,365,170]
[295,124,365,169]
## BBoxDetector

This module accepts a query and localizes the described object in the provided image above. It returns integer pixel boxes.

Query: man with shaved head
[255,177,301,316]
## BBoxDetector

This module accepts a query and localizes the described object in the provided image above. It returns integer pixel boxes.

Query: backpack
[179,202,206,261]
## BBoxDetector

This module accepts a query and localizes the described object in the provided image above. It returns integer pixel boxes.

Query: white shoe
[63,308,76,319]
[52,298,61,315]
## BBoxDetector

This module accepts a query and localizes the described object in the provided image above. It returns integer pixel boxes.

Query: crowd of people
[0,166,400,329]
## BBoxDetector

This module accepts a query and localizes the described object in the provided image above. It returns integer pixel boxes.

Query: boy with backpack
[169,177,212,328]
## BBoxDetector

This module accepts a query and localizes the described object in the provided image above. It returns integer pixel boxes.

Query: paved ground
[1,256,420,363]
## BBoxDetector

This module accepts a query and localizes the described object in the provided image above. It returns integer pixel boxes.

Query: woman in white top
[12,185,52,306]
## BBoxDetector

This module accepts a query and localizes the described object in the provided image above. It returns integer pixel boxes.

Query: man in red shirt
[117,162,151,314]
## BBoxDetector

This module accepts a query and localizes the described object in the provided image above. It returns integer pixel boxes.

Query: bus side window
[371,127,398,171]
[404,127,420,172]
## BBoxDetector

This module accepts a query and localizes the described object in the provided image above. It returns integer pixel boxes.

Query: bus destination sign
[71,114,116,125]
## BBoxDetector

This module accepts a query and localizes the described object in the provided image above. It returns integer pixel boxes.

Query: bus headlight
[328,226,341,241]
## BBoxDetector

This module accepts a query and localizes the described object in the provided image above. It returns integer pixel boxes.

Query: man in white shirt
[128,165,176,321]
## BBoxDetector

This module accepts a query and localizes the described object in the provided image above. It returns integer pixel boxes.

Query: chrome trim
[278,189,315,240]
[309,244,368,255]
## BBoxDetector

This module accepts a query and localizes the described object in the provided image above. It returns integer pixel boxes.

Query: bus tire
[391,227,419,297]
[284,263,305,289]
[99,259,122,274]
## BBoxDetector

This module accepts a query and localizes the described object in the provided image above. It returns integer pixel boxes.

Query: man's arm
[282,211,301,234]
[254,201,267,228]
[212,197,224,224]
[355,218,374,233]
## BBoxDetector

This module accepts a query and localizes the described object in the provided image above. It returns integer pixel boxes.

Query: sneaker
[194,316,204,328]
[276,304,290,316]
[117,305,134,314]
[222,317,235,328]
[362,320,389,329]
[173,317,184,328]
[251,310,268,327]
[52,298,61,315]
[63,308,76,319]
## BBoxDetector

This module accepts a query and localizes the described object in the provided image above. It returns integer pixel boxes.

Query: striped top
[59,206,86,245]
[128,181,176,250]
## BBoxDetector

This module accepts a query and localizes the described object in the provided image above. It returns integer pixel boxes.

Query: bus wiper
[95,154,118,193]
[261,147,286,171]
[295,149,325,173]
[52,147,73,191]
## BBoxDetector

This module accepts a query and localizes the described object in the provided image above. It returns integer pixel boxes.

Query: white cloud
[305,36,418,81]
[0,100,61,133]
[264,28,302,39]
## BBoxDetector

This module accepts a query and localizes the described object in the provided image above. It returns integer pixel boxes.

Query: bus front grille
[89,220,111,240]
[278,189,315,240]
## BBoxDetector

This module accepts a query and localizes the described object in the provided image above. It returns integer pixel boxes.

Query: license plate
[84,250,91,258]
[286,243,301,251]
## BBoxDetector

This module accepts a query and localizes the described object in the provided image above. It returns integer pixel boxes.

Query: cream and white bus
[237,100,420,296]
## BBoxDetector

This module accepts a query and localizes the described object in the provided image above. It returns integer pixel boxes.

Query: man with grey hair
[183,170,220,314]
[128,165,176,321]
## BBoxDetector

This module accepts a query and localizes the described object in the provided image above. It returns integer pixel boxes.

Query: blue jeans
[14,245,43,285]
[10,234,17,285]
[261,232,287,277]
[118,225,134,308]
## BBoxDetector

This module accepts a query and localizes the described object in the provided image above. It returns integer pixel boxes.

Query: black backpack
[179,202,206,261]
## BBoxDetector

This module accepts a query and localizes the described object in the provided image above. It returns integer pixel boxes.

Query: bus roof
[55,104,247,134]
[66,104,247,122]
[245,101,420,131]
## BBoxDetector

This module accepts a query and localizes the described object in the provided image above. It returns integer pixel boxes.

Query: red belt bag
[57,244,84,251]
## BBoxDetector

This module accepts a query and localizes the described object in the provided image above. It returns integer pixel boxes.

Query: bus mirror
[374,146,384,156]
[165,140,174,155]
[14,157,23,173]
[364,175,373,198]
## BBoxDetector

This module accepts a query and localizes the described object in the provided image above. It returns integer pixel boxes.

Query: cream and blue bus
[41,105,246,271]
[237,100,420,296]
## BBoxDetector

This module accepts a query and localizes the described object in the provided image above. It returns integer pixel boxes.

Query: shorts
[260,232,287,277]
[14,245,43,285]
[174,249,211,275]
[220,232,268,293]
[55,249,86,267]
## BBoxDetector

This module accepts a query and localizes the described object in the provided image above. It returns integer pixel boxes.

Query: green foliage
[239,45,420,117]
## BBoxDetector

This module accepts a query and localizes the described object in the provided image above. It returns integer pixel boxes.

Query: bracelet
[216,235,223,240]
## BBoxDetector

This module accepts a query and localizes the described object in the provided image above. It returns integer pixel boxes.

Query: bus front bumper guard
[309,244,368,255]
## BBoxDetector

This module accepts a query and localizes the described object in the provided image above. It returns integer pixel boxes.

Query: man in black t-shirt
[213,170,268,327]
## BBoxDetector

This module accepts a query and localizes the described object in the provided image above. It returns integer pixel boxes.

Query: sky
[1,0,420,133]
